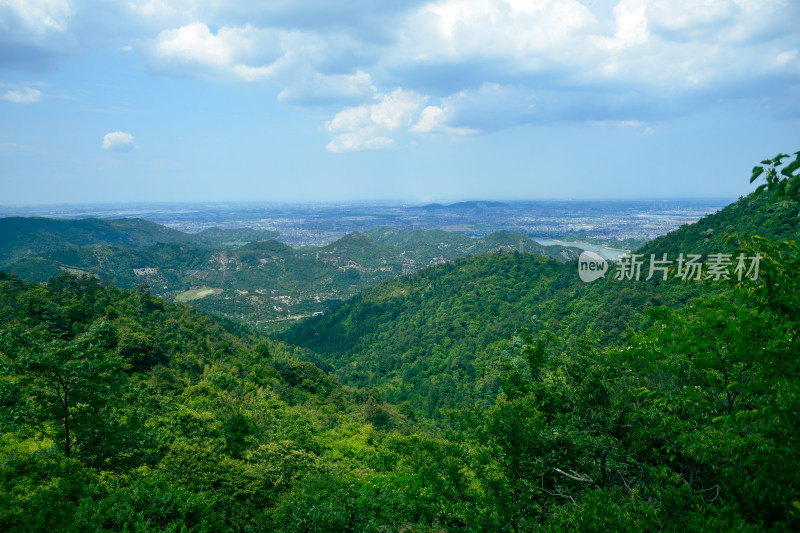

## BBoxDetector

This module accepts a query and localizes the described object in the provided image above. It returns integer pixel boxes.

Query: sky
[1,0,799,205]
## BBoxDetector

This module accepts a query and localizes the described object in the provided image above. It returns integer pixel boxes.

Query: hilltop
[0,217,191,264]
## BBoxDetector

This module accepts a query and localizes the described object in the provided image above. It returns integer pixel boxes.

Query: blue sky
[1,0,799,205]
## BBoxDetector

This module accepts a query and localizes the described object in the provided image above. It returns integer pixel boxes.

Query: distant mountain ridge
[0,217,191,262]
[0,216,279,265]
[365,227,580,263]
[0,217,581,325]
[412,200,508,210]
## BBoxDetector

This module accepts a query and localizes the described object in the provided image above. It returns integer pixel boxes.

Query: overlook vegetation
[0,222,580,326]
[0,217,281,263]
[0,151,798,531]
[279,186,800,416]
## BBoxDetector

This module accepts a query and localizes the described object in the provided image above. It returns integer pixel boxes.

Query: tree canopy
[0,152,798,531]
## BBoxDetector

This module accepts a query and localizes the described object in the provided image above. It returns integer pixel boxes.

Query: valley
[0,199,726,328]
[2,0,796,527]
[0,154,799,531]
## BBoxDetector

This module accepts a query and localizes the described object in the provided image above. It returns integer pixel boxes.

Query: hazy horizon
[0,196,737,211]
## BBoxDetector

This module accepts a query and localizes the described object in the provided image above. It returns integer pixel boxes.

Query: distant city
[0,198,732,248]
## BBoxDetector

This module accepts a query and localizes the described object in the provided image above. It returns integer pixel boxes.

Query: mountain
[634,190,799,257]
[0,217,192,264]
[317,231,399,270]
[365,227,472,248]
[0,217,279,265]
[364,227,581,263]
[0,269,400,531]
[2,154,799,531]
[413,200,508,210]
[278,252,575,412]
[279,189,800,414]
[190,226,280,246]
[468,230,578,260]
[0,220,581,326]
[190,231,580,324]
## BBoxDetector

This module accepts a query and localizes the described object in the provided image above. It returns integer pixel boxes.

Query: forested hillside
[365,227,580,262]
[279,182,800,415]
[0,217,280,264]
[1,222,580,325]
[0,270,429,531]
[1,152,798,531]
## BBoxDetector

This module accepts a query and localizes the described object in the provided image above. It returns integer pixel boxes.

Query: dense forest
[0,219,579,326]
[279,185,799,416]
[1,152,798,531]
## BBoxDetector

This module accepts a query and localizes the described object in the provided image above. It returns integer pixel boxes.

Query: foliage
[0,221,580,326]
[1,152,798,530]
[0,321,126,462]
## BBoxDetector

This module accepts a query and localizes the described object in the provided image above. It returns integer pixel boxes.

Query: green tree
[631,150,800,525]
[0,321,124,460]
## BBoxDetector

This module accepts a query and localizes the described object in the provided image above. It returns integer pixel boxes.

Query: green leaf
[780,156,800,177]
[743,454,762,466]
[787,177,800,199]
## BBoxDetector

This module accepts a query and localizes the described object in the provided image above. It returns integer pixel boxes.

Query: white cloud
[149,22,279,81]
[323,0,799,147]
[593,119,655,135]
[0,0,78,69]
[146,22,338,84]
[278,70,376,104]
[410,104,476,135]
[410,105,447,133]
[2,0,73,34]
[128,0,178,19]
[325,88,428,152]
[398,0,596,66]
[155,22,233,67]
[641,0,740,37]
[0,142,34,151]
[596,0,649,51]
[423,83,539,130]
[2,0,799,147]
[369,88,426,129]
[776,49,798,66]
[1,87,42,103]
[102,131,136,150]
